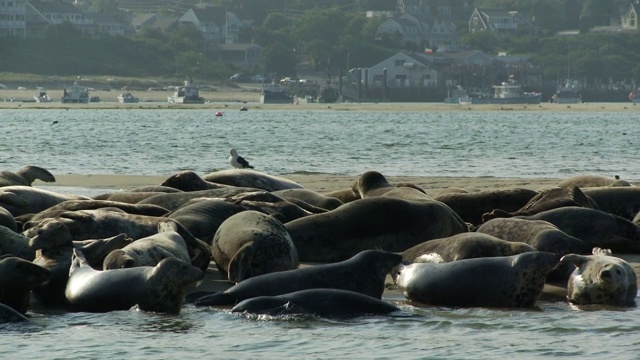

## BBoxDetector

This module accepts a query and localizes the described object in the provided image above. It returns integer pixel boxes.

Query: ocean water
[2,107,640,359]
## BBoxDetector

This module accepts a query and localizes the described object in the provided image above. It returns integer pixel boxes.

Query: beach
[2,88,640,112]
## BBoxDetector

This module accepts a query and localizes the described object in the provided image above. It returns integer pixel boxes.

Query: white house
[178,5,243,44]
[366,52,440,88]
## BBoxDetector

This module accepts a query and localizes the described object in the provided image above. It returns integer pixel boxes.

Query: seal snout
[391,264,404,284]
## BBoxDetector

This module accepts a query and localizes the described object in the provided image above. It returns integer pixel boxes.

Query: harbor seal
[285,197,468,263]
[191,250,402,306]
[25,199,170,225]
[102,222,191,269]
[65,248,204,313]
[352,171,431,201]
[160,170,231,192]
[167,198,246,244]
[560,247,637,306]
[272,188,343,211]
[392,251,561,308]
[557,175,631,188]
[212,210,299,283]
[137,187,259,211]
[582,187,640,221]
[202,169,303,192]
[231,289,404,318]
[0,186,90,217]
[0,165,56,187]
[400,232,535,264]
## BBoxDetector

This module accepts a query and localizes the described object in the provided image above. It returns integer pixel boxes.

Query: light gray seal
[557,175,632,188]
[285,196,468,263]
[191,250,402,306]
[560,247,637,306]
[102,222,191,270]
[400,232,535,264]
[0,165,56,187]
[65,248,204,313]
[202,169,303,192]
[212,210,299,283]
[392,251,561,308]
[231,289,405,318]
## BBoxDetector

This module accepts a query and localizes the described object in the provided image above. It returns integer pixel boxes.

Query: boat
[552,81,581,104]
[61,78,90,104]
[117,91,139,103]
[459,77,542,105]
[629,88,640,104]
[34,87,51,103]
[260,83,293,104]
[444,86,468,104]
[316,71,341,103]
[167,76,205,104]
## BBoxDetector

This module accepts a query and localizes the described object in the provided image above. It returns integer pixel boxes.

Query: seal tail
[189,292,235,306]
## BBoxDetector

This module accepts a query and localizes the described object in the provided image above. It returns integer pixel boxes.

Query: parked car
[251,75,268,83]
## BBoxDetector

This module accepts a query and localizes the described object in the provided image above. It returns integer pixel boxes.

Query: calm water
[2,108,640,359]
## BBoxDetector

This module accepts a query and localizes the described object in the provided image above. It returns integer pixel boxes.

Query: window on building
[395,59,405,66]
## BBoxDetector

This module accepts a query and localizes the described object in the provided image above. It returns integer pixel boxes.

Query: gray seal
[191,249,402,306]
[0,165,56,187]
[160,170,231,192]
[202,169,303,192]
[231,289,405,318]
[285,196,468,263]
[0,254,50,314]
[352,171,431,201]
[557,175,632,188]
[560,247,637,306]
[0,186,90,217]
[400,232,535,263]
[212,210,299,283]
[65,248,204,314]
[393,251,561,308]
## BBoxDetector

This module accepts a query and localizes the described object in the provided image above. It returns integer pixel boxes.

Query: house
[178,5,244,44]
[24,0,93,37]
[0,0,26,38]
[621,2,640,31]
[211,43,262,66]
[85,12,133,37]
[363,52,442,88]
[468,8,539,36]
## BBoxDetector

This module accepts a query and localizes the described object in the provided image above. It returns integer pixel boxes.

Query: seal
[212,210,299,283]
[191,249,402,306]
[482,186,599,221]
[231,289,405,318]
[285,196,468,263]
[392,251,561,308]
[202,169,303,192]
[0,224,34,260]
[515,207,640,253]
[168,198,246,244]
[400,232,535,263]
[557,174,631,188]
[560,247,637,306]
[581,187,640,221]
[434,188,539,226]
[224,191,312,223]
[0,185,90,217]
[0,254,50,314]
[0,165,56,187]
[0,206,17,232]
[352,171,431,201]
[272,188,343,211]
[25,199,170,225]
[103,221,191,269]
[160,170,231,192]
[137,187,259,211]
[65,248,204,314]
[0,302,29,323]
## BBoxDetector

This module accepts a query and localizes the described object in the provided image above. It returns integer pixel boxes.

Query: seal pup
[231,289,405,318]
[66,248,204,314]
[400,232,535,264]
[192,250,402,306]
[560,248,637,306]
[212,210,299,283]
[228,148,254,169]
[0,165,56,187]
[392,251,561,308]
[102,222,191,270]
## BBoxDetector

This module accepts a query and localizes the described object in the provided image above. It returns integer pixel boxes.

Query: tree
[260,43,298,78]
[579,0,614,33]
[461,30,500,54]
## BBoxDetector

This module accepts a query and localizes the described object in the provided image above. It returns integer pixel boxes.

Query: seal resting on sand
[191,250,402,306]
[560,247,637,306]
[65,249,204,314]
[0,165,56,187]
[392,251,561,308]
[231,289,405,318]
[202,169,303,192]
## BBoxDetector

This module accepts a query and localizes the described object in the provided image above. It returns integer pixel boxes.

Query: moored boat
[34,87,51,103]
[117,91,139,103]
[168,76,205,104]
[260,83,293,104]
[61,79,90,104]
[460,77,541,105]
[552,80,581,104]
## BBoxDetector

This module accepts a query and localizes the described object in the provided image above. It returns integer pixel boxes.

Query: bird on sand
[228,148,254,169]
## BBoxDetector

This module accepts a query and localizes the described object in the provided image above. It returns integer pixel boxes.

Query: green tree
[461,30,500,54]
[260,43,298,78]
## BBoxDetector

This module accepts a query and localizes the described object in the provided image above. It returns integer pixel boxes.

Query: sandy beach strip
[1,88,640,112]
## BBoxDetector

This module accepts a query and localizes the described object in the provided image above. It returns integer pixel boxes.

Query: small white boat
[61,78,90,104]
[167,76,204,104]
[117,92,139,103]
[34,87,51,103]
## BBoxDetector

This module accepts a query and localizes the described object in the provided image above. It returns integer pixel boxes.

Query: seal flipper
[227,243,255,283]
[191,292,236,306]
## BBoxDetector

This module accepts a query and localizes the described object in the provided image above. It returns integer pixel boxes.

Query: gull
[228,148,254,169]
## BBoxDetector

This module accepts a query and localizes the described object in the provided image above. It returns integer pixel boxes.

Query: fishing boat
[34,87,51,103]
[117,91,139,103]
[459,77,541,105]
[260,83,293,104]
[552,81,581,104]
[61,79,90,104]
[167,76,205,104]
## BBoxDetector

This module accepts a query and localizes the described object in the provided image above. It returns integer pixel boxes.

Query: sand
[1,88,640,112]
